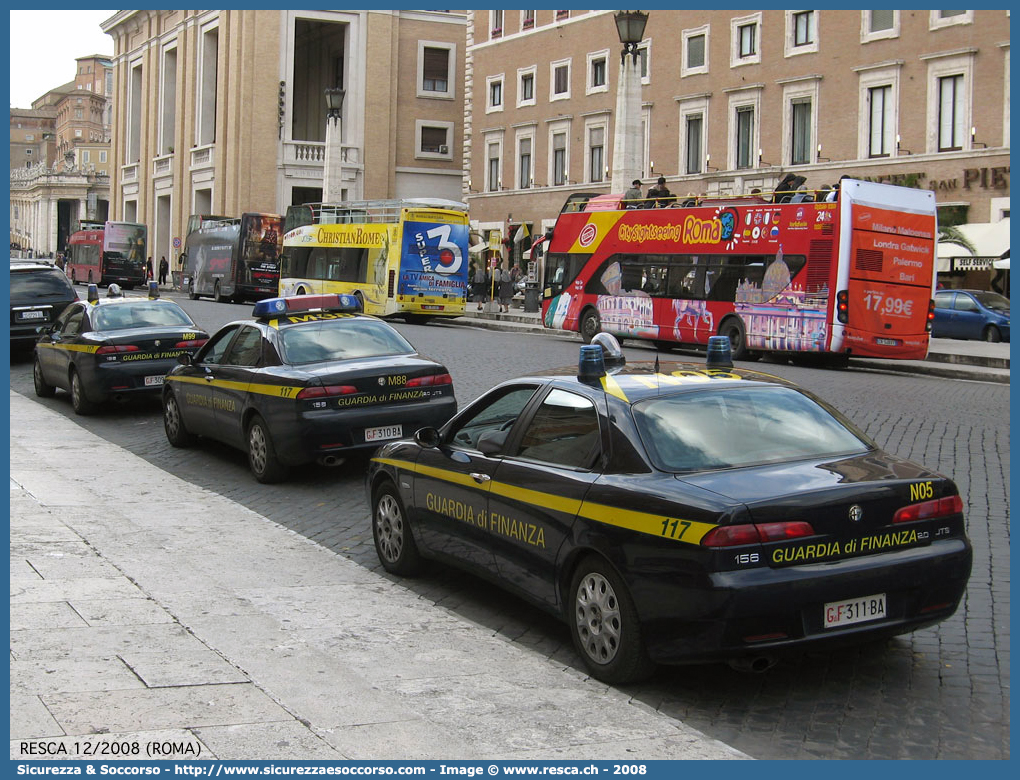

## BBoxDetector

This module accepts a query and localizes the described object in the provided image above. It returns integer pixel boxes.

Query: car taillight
[701,521,815,548]
[836,290,849,324]
[926,299,935,332]
[96,344,140,355]
[893,494,963,524]
[406,373,453,388]
[296,385,359,400]
[176,339,208,348]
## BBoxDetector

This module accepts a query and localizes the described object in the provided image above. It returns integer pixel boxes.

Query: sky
[9,9,117,108]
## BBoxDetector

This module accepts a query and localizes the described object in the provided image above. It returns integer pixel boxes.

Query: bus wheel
[295,286,307,296]
[214,281,228,303]
[719,317,751,361]
[188,280,198,300]
[580,308,601,344]
[354,291,365,312]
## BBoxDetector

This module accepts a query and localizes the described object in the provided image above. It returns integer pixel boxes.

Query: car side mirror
[414,427,440,449]
[177,353,193,366]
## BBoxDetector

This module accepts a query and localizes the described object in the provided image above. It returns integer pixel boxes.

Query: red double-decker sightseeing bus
[541,178,938,361]
[66,221,148,289]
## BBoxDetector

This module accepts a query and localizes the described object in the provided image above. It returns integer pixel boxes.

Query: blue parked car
[932,289,1010,343]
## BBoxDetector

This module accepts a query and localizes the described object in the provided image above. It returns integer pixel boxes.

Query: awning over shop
[936,219,1011,272]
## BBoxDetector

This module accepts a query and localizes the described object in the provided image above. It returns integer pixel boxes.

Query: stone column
[610,52,643,194]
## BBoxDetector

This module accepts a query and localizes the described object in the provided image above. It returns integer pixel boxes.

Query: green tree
[938,225,976,255]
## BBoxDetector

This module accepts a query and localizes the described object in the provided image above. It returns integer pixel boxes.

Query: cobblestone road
[9,311,1009,759]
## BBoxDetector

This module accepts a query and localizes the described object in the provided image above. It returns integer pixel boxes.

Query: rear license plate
[17,310,45,321]
[824,593,886,629]
[875,337,897,346]
[365,424,402,443]
[422,305,443,311]
[144,375,165,386]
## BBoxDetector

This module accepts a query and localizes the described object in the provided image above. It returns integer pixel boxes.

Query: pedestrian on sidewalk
[497,262,514,313]
[473,263,488,310]
[158,256,169,286]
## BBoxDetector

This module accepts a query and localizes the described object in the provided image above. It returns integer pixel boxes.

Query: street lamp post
[610,10,648,194]
[323,87,346,203]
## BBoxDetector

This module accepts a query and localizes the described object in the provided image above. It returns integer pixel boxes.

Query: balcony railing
[121,163,138,182]
[283,140,359,166]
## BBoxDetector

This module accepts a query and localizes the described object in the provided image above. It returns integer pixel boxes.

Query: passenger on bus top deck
[647,177,675,208]
[623,180,643,209]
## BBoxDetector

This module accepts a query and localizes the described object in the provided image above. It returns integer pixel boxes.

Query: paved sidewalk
[9,390,747,762]
[453,308,1010,383]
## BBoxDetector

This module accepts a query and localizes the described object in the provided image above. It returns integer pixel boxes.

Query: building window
[491,10,503,38]
[100,150,107,163]
[736,106,754,168]
[867,85,892,157]
[83,150,90,163]
[587,125,605,183]
[556,10,569,21]
[419,43,455,97]
[522,10,535,30]
[75,109,83,119]
[518,136,532,189]
[739,24,756,57]
[794,11,813,45]
[591,55,606,89]
[518,67,536,107]
[682,29,708,76]
[929,10,973,30]
[551,59,571,101]
[487,75,504,112]
[552,131,567,186]
[487,141,501,192]
[638,43,650,83]
[937,74,965,151]
[861,10,899,42]
[685,113,704,174]
[791,99,812,165]
[731,13,762,67]
[416,121,453,158]
[587,50,609,94]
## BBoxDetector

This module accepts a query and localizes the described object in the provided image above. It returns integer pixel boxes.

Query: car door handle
[470,472,491,484]
[204,375,215,382]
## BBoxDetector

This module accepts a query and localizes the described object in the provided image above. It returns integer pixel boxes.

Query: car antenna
[653,353,661,394]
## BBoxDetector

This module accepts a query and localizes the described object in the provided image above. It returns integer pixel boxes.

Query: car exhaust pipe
[728,656,778,674]
[318,455,346,467]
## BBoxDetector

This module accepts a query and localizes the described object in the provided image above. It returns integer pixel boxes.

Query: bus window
[543,252,589,296]
[667,260,702,300]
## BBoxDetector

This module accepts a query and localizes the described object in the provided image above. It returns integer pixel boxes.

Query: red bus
[66,221,148,289]
[541,178,938,361]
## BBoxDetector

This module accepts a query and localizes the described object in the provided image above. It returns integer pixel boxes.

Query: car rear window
[9,268,75,298]
[280,318,415,364]
[93,302,196,330]
[632,385,871,473]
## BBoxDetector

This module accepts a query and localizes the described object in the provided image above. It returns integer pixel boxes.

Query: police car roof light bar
[253,294,362,320]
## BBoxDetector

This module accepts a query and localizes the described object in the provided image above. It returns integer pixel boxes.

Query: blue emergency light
[577,345,606,382]
[253,293,362,319]
[706,335,733,368]
[87,284,100,303]
[147,281,160,299]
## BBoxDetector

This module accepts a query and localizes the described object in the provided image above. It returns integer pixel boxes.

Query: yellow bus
[281,199,469,321]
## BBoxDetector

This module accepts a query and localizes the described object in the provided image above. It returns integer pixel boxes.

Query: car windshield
[632,385,872,473]
[9,269,74,298]
[972,291,1010,312]
[280,318,415,364]
[93,302,196,331]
